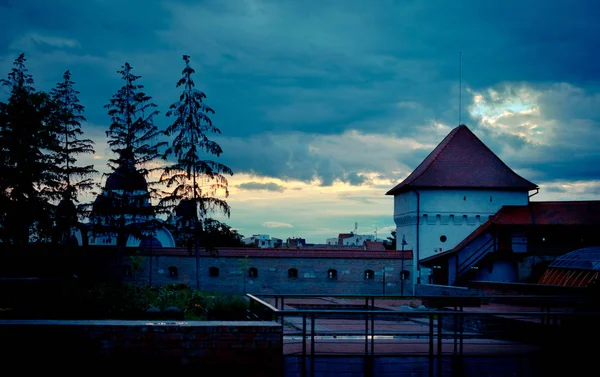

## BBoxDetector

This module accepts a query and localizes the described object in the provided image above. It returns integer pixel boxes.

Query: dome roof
[175,199,197,219]
[105,169,148,192]
[104,148,148,192]
[139,236,163,249]
[92,195,115,215]
[56,198,77,220]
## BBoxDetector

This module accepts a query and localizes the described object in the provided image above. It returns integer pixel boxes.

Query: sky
[1,0,600,244]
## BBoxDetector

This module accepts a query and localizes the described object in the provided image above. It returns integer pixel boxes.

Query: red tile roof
[492,201,600,226]
[386,125,538,195]
[140,247,412,259]
[338,233,354,239]
[364,241,386,251]
[421,201,600,263]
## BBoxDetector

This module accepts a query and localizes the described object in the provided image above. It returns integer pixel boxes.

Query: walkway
[264,297,563,356]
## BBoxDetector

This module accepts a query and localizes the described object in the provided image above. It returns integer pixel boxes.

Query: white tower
[386,125,537,286]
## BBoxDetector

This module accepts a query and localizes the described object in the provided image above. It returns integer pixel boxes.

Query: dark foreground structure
[2,292,598,376]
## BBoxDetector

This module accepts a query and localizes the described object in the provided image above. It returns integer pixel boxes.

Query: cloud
[12,33,80,50]
[467,82,600,184]
[238,182,285,192]
[263,222,294,229]
[218,129,438,187]
[2,0,600,243]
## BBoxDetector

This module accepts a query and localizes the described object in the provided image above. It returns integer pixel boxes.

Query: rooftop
[422,201,600,263]
[137,247,413,259]
[386,125,538,195]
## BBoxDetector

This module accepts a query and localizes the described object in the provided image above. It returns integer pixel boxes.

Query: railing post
[365,306,369,357]
[459,305,464,355]
[429,314,434,357]
[311,313,315,377]
[371,310,375,356]
[453,305,458,354]
[437,314,443,355]
[302,314,306,377]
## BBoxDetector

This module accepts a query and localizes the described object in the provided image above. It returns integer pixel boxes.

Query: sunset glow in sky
[2,0,599,243]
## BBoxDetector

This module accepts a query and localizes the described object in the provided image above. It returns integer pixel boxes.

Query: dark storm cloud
[1,0,600,187]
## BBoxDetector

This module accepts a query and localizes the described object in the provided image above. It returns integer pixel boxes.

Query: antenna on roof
[459,51,462,126]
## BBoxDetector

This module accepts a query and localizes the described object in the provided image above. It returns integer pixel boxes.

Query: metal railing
[247,293,597,377]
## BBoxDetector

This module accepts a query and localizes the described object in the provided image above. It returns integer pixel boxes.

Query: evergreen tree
[94,62,166,252]
[160,55,233,288]
[0,53,59,247]
[49,70,97,244]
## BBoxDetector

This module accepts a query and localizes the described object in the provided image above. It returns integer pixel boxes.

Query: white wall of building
[242,234,280,248]
[393,188,530,283]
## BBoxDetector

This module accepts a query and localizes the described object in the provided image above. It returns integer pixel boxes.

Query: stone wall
[0,246,414,296]
[132,253,414,296]
[0,320,283,374]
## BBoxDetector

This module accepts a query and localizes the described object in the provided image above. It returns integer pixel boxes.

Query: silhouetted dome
[104,147,148,192]
[92,195,115,215]
[56,198,77,220]
[105,169,148,192]
[140,236,162,249]
[175,199,197,220]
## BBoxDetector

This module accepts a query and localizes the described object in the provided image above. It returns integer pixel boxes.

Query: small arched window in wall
[327,269,338,280]
[122,265,132,277]
[364,269,374,280]
[249,267,258,278]
[209,267,219,277]
[288,268,298,279]
[463,196,466,201]
[168,266,178,278]
[400,270,410,280]
[436,214,441,224]
[490,196,493,202]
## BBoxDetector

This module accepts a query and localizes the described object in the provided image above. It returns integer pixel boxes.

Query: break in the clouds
[1,0,600,242]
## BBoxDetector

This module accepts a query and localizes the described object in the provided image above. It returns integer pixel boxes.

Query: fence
[247,293,597,377]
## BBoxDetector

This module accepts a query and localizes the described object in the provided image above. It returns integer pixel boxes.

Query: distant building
[364,241,386,251]
[326,232,376,247]
[387,124,600,290]
[242,234,284,248]
[286,237,306,248]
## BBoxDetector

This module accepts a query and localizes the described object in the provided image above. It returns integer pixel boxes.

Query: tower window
[400,270,410,280]
[364,270,374,280]
[209,267,219,277]
[288,268,298,279]
[168,266,178,278]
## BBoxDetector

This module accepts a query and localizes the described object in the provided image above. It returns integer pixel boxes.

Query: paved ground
[264,297,565,356]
